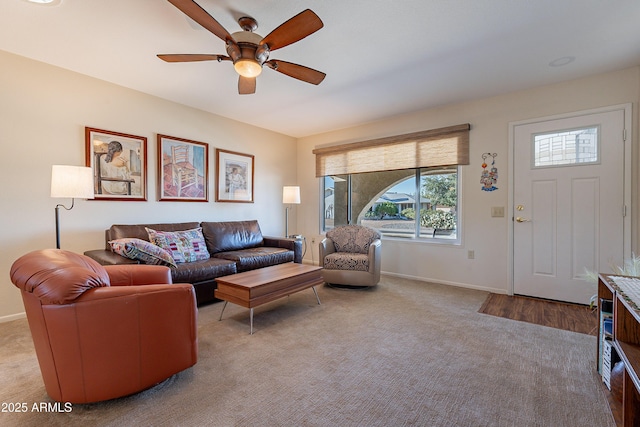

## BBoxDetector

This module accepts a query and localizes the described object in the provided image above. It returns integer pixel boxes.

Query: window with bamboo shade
[312,124,470,177]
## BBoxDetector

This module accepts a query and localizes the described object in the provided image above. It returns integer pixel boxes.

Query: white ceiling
[2,0,640,138]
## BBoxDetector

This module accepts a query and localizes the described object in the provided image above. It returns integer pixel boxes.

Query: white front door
[512,106,630,304]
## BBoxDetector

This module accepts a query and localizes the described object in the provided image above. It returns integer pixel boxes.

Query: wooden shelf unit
[598,274,640,426]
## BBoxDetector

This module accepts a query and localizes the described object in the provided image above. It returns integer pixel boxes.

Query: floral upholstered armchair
[319,224,381,287]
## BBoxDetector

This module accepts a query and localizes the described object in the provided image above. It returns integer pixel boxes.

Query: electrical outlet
[468,250,475,259]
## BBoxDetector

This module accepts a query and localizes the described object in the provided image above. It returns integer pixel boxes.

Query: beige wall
[297,67,640,294]
[0,50,297,320]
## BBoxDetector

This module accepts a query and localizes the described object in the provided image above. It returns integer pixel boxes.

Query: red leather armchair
[10,249,198,404]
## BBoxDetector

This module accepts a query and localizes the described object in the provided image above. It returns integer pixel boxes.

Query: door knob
[516,217,530,223]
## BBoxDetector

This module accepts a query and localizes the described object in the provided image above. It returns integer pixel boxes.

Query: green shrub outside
[396,207,456,229]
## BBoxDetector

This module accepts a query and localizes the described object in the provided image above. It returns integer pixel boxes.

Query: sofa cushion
[146,227,210,264]
[109,238,176,268]
[201,220,264,254]
[213,247,294,272]
[171,258,236,284]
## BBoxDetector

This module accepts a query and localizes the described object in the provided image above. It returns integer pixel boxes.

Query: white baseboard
[381,271,508,295]
[0,312,26,323]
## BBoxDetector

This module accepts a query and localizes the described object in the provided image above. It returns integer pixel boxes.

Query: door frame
[507,103,632,296]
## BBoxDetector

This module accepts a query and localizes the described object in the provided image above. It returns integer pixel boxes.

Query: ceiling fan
[158,0,326,95]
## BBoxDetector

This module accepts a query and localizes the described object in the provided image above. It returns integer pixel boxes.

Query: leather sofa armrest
[263,236,303,263]
[104,264,173,286]
[84,249,137,266]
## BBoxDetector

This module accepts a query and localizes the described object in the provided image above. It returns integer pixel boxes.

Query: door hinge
[623,205,627,217]
[623,129,627,141]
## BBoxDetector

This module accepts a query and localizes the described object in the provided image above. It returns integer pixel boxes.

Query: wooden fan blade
[260,9,323,51]
[238,76,256,94]
[266,60,326,85]
[168,0,234,43]
[157,54,230,62]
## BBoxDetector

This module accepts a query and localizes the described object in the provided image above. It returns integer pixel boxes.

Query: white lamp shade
[282,186,301,204]
[51,165,95,199]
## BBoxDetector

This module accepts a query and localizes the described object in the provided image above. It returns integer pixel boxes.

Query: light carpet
[0,276,614,426]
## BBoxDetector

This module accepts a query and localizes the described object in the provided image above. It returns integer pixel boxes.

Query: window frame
[320,166,462,245]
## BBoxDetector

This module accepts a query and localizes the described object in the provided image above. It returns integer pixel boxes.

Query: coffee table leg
[219,301,228,321]
[312,286,321,305]
[249,308,254,335]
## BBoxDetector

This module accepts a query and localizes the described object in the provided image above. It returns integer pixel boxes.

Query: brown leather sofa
[84,220,302,305]
[10,249,198,404]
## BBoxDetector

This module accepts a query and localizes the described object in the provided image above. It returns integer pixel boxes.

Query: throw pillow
[109,238,176,268]
[146,227,210,264]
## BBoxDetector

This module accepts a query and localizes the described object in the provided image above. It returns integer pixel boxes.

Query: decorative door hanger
[480,153,498,191]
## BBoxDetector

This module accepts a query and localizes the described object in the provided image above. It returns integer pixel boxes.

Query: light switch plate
[491,206,505,217]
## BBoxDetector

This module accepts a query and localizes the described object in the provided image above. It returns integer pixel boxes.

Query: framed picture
[215,149,254,203]
[157,134,209,202]
[85,127,147,201]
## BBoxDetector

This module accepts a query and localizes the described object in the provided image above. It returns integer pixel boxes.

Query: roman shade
[313,124,470,177]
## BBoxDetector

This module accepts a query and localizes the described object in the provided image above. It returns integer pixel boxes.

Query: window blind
[313,124,470,177]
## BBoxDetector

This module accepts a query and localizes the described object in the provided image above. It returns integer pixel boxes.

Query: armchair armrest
[368,239,382,264]
[263,236,303,263]
[104,264,173,286]
[319,237,335,265]
[74,283,191,301]
[84,249,137,266]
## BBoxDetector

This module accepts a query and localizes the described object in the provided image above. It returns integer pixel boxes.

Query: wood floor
[478,293,622,426]
[478,293,597,335]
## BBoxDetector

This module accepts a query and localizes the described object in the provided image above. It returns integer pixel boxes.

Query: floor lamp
[282,186,300,238]
[51,165,94,249]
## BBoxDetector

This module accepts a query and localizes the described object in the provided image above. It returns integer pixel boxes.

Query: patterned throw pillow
[146,227,210,264]
[109,238,177,268]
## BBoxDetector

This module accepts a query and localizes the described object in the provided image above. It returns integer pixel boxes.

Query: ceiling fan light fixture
[160,5,325,94]
[234,59,262,78]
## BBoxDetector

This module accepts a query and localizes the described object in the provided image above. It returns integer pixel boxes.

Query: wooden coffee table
[215,263,323,334]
